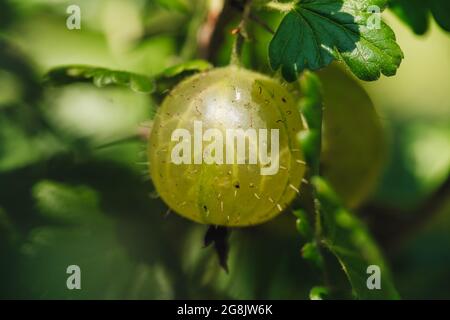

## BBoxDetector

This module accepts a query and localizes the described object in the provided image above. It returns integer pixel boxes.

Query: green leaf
[184,227,317,299]
[23,180,174,299]
[154,0,189,12]
[298,130,321,173]
[302,242,324,269]
[159,59,212,78]
[299,72,323,130]
[390,0,450,35]
[269,0,403,81]
[32,180,102,225]
[309,286,330,300]
[389,0,428,35]
[293,209,313,239]
[154,60,213,102]
[0,116,63,173]
[312,176,400,299]
[0,39,42,104]
[297,71,323,174]
[44,65,155,93]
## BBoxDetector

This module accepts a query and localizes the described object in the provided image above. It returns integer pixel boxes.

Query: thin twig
[249,12,275,34]
[230,0,252,65]
[230,0,275,34]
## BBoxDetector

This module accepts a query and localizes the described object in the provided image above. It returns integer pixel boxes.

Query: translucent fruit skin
[148,66,306,226]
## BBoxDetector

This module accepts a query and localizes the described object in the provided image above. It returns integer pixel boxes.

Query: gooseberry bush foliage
[1,0,449,300]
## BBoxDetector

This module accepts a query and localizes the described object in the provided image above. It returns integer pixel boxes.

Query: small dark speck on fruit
[234,182,240,189]
[282,97,287,103]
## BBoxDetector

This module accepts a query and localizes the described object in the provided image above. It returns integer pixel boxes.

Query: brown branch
[198,0,225,59]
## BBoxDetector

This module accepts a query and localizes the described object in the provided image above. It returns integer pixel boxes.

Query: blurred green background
[0,0,449,299]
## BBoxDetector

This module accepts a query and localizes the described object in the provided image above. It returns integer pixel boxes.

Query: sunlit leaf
[269,0,403,81]
[159,59,212,78]
[44,65,155,93]
[154,60,213,101]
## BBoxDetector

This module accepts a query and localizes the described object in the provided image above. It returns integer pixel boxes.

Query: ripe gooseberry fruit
[148,66,306,226]
[319,65,386,208]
